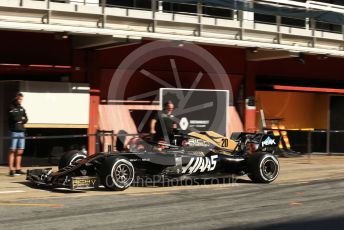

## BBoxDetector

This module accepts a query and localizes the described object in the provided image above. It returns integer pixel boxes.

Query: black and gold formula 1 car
[27,131,281,191]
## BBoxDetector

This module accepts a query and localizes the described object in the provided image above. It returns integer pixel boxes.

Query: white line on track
[0,190,26,194]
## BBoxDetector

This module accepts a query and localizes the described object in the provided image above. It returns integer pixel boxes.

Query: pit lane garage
[250,54,344,154]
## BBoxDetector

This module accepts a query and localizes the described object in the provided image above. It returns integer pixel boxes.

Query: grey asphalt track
[0,156,343,230]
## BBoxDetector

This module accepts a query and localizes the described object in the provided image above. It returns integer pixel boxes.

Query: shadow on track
[219,215,344,230]
[132,176,252,188]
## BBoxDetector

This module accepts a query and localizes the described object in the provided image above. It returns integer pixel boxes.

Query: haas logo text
[182,155,218,174]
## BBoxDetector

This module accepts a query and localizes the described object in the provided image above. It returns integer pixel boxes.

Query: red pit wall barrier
[88,90,100,155]
[245,108,256,133]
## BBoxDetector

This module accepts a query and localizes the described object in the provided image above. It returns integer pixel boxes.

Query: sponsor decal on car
[179,117,189,130]
[261,136,277,147]
[187,138,211,147]
[70,176,97,190]
[182,155,218,174]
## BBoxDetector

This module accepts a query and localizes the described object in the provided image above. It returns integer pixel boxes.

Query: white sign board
[20,82,90,126]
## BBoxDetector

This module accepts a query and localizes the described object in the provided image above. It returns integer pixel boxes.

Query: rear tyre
[247,153,280,183]
[58,150,87,170]
[98,157,135,191]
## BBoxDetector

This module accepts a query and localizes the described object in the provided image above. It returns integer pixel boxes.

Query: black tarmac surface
[0,156,343,230]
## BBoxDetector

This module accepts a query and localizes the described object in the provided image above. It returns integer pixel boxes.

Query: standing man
[8,93,28,176]
[150,101,177,143]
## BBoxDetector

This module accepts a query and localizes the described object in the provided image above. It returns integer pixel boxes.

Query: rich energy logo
[71,177,97,189]
[182,155,218,174]
[262,137,277,147]
[187,138,211,147]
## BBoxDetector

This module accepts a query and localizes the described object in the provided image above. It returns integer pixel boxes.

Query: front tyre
[58,150,87,170]
[99,157,135,191]
[247,153,280,183]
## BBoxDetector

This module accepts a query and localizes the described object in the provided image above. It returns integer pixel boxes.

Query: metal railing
[0,132,144,163]
[14,0,344,23]
[20,0,344,31]
[264,128,344,154]
[2,129,344,153]
[1,0,344,53]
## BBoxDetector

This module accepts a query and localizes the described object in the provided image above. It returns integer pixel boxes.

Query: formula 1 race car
[27,131,281,191]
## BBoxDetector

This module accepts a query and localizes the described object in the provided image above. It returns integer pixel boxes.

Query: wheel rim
[69,156,87,175]
[69,155,86,165]
[114,163,132,185]
[261,159,278,180]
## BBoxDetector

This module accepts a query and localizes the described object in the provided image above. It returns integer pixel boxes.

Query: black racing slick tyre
[58,150,87,170]
[247,153,280,183]
[98,157,135,191]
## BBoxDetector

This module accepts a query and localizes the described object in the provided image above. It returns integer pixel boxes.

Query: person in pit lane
[150,101,177,144]
[8,92,28,177]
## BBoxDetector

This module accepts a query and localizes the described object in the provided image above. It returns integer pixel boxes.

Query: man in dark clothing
[8,93,28,176]
[150,101,177,143]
